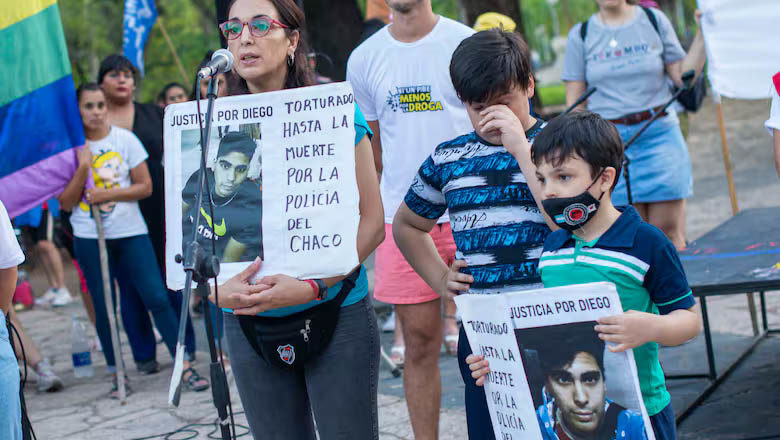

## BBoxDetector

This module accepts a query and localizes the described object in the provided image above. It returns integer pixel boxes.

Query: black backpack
[579,6,707,112]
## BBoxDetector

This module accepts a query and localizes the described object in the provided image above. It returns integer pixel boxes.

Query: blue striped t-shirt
[403,121,551,294]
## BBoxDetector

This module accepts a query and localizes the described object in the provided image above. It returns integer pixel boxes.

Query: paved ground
[15,96,780,439]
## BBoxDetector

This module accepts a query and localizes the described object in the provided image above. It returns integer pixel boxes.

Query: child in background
[466,112,700,440]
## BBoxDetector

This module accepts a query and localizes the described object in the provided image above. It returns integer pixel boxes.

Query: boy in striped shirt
[393,29,552,437]
[467,112,700,440]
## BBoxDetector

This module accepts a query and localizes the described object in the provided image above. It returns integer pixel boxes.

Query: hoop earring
[288,52,295,66]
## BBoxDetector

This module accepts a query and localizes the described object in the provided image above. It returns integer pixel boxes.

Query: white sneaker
[35,361,63,392]
[51,287,73,307]
[35,288,57,306]
[382,311,396,333]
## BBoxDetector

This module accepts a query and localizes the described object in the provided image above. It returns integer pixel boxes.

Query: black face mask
[542,173,605,231]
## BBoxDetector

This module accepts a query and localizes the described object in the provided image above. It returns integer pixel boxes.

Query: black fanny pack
[237,269,360,370]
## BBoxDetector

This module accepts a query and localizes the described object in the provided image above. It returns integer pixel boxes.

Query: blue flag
[122,0,158,76]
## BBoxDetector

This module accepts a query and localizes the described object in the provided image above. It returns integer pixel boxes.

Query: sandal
[109,376,132,400]
[444,334,459,356]
[443,314,460,356]
[183,367,210,392]
[390,345,405,368]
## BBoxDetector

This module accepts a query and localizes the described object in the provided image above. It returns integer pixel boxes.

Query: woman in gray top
[562,0,706,249]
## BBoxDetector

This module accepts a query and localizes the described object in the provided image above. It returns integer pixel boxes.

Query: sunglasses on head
[219,16,289,40]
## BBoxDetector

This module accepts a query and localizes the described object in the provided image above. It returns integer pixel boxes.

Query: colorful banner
[698,0,780,99]
[122,0,158,76]
[0,1,84,219]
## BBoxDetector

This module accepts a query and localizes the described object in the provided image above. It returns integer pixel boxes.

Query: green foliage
[60,0,221,103]
[538,83,566,106]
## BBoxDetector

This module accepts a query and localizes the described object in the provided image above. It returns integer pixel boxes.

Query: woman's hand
[85,187,114,205]
[232,270,318,315]
[209,257,271,309]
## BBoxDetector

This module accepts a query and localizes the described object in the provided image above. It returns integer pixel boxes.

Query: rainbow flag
[0,1,84,218]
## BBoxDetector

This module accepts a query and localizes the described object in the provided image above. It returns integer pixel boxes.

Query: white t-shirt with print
[0,201,24,269]
[347,16,475,224]
[70,126,150,240]
[765,81,780,136]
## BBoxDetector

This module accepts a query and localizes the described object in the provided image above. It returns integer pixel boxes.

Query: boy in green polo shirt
[465,112,700,440]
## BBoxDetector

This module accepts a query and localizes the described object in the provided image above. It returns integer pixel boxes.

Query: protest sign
[455,282,655,440]
[163,82,360,289]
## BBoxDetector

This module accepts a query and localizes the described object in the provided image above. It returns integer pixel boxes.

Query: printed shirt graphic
[181,169,262,263]
[347,16,475,223]
[69,126,149,240]
[561,7,685,119]
[404,121,550,294]
[538,206,695,415]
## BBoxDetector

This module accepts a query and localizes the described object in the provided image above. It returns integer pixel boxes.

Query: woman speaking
[211,0,385,438]
[562,0,706,249]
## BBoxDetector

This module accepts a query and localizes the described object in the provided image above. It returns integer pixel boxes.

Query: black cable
[129,412,250,440]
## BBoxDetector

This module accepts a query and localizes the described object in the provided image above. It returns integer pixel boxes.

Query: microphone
[197,49,234,79]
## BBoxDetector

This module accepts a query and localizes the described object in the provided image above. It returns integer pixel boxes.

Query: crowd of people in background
[4,0,779,439]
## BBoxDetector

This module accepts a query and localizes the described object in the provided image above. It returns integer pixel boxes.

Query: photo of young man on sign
[516,321,649,440]
[180,123,263,263]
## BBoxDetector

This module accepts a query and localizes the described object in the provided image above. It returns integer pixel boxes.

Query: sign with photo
[455,282,655,440]
[163,82,359,289]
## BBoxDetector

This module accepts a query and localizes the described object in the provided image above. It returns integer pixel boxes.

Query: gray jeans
[224,296,380,439]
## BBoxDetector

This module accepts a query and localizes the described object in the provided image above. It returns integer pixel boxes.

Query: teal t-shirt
[226,103,373,317]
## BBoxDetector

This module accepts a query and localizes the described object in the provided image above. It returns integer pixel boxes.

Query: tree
[302,0,364,81]
[457,0,526,37]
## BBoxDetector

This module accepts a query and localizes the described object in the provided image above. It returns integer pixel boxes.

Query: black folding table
[672,207,780,423]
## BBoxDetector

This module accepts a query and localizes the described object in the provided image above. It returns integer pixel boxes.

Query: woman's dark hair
[98,54,138,85]
[450,29,533,103]
[531,111,624,190]
[225,0,314,95]
[76,82,103,102]
[159,82,187,102]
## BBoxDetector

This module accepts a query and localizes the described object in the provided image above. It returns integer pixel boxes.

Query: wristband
[304,280,319,300]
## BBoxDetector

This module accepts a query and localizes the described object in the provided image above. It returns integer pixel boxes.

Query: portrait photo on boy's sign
[516,321,649,440]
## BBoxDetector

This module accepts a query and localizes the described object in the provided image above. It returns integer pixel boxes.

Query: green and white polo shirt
[538,206,695,416]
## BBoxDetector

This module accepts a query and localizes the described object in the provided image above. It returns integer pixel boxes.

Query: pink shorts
[374,222,456,305]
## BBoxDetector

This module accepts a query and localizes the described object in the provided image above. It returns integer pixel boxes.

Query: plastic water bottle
[71,316,94,378]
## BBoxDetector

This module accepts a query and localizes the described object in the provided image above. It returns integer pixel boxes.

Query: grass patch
[538,84,566,106]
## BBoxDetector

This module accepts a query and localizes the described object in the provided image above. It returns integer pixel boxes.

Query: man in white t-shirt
[347,2,473,438]
[0,200,25,439]
[766,72,780,177]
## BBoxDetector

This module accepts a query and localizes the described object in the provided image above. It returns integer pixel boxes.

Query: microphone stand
[168,77,234,440]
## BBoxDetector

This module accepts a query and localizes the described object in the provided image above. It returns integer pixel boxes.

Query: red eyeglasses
[219,16,289,40]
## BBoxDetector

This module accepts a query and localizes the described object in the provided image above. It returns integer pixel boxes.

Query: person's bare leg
[646,199,687,250]
[7,308,43,367]
[36,241,65,290]
[442,296,459,355]
[396,299,443,440]
[80,289,97,326]
[391,311,405,363]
